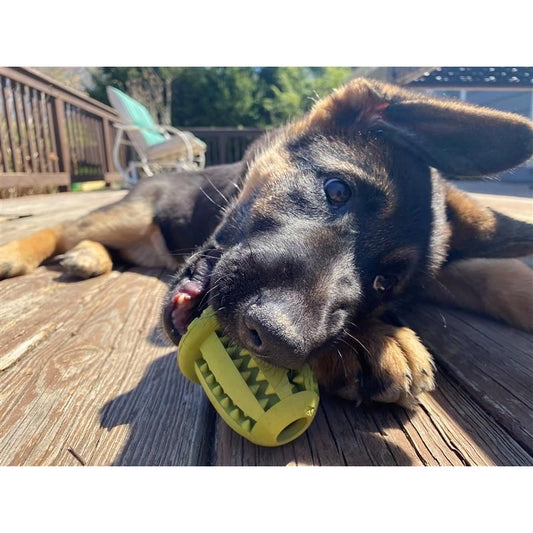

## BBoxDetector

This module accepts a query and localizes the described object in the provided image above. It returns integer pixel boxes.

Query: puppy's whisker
[199,187,225,210]
[336,348,349,379]
[345,320,361,330]
[342,328,371,356]
[204,176,230,205]
[337,337,355,353]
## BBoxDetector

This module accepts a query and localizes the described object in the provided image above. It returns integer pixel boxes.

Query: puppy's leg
[311,319,435,408]
[0,229,60,278]
[426,258,533,331]
[0,199,161,279]
[57,200,155,252]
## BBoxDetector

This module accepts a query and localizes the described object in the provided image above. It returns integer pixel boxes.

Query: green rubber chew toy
[177,306,320,447]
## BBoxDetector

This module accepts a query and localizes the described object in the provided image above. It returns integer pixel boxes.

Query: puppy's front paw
[312,320,435,408]
[57,240,112,279]
[361,322,435,408]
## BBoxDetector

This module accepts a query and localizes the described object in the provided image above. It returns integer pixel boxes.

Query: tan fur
[57,201,154,251]
[427,258,533,331]
[312,318,435,408]
[0,229,60,277]
[304,79,384,132]
[120,224,179,270]
[359,320,435,408]
[0,200,172,279]
[240,136,292,204]
[57,240,113,279]
[444,186,497,252]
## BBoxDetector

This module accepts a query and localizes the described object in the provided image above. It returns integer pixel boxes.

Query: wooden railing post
[102,118,114,174]
[52,97,71,185]
[218,135,227,165]
[0,67,121,191]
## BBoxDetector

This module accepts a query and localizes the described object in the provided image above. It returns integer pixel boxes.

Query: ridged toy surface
[177,307,320,447]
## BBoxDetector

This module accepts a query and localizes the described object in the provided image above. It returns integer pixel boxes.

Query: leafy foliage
[87,67,352,128]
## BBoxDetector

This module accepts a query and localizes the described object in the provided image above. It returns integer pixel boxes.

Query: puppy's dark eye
[324,178,351,206]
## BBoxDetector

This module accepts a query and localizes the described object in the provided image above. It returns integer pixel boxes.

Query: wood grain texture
[0,190,126,243]
[1,186,532,467]
[0,265,213,466]
[213,364,532,466]
[401,304,533,453]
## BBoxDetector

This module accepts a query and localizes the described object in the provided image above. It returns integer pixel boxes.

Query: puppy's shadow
[100,352,417,466]
[100,351,215,466]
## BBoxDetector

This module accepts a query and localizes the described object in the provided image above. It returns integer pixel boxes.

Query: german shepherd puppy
[1,79,532,407]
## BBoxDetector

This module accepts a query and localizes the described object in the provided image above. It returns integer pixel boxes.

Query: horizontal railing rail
[0,67,124,190]
[0,67,268,191]
[188,128,265,166]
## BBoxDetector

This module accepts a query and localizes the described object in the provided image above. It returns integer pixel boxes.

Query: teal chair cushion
[108,87,165,146]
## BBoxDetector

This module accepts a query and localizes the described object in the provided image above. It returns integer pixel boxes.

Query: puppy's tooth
[173,293,192,306]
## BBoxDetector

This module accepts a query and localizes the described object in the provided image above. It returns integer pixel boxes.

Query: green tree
[262,67,352,125]
[88,67,137,104]
[171,67,264,127]
[87,67,353,128]
[88,67,178,124]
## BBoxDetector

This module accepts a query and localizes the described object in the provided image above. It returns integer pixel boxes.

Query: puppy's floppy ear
[307,78,533,177]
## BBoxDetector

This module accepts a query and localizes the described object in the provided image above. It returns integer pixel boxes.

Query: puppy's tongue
[171,280,204,335]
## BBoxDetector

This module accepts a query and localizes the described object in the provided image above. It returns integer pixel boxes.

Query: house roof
[407,67,533,88]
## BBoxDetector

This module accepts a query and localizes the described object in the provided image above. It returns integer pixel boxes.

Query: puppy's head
[164,79,533,368]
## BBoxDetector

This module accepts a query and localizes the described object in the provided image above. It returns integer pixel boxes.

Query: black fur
[161,79,533,376]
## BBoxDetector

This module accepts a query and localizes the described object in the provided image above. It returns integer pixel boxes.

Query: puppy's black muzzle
[207,224,361,369]
[238,294,313,368]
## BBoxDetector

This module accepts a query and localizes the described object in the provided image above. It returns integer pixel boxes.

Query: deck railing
[188,128,265,166]
[0,67,124,190]
[0,67,267,191]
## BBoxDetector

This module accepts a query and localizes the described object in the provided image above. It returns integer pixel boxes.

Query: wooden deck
[1,185,532,466]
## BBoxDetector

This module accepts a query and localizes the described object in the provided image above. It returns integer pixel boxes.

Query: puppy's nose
[239,303,306,368]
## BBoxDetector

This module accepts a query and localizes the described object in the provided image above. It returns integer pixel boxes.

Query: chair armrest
[113,122,205,163]
[112,122,161,133]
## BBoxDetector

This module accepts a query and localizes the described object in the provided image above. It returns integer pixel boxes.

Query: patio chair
[106,86,207,185]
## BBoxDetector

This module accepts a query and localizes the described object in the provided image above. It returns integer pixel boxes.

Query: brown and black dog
[1,78,532,407]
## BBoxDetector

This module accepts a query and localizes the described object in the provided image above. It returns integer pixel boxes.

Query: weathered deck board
[0,190,127,243]
[0,264,212,466]
[402,304,533,452]
[0,184,532,466]
[213,364,532,466]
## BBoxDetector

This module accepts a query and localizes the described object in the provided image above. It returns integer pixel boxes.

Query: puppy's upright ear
[306,78,533,177]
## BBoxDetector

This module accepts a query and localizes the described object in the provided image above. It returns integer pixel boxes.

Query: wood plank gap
[391,411,431,466]
[416,402,470,466]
